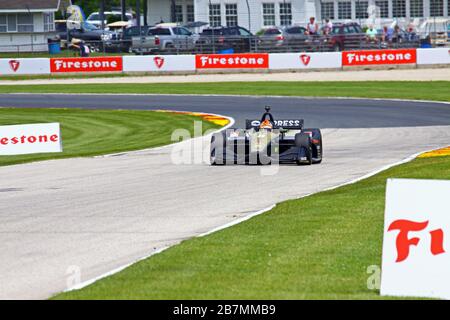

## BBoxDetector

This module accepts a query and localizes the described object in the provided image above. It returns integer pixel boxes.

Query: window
[17,13,33,32]
[175,5,183,23]
[338,2,352,19]
[8,15,17,32]
[430,0,444,16]
[409,0,423,17]
[286,26,306,34]
[375,0,389,18]
[279,2,292,26]
[392,0,406,17]
[225,4,238,27]
[187,5,194,23]
[44,12,54,32]
[209,4,221,27]
[321,2,335,20]
[173,27,191,35]
[238,27,251,36]
[262,3,275,26]
[355,1,369,19]
[148,28,171,36]
[0,15,7,32]
[0,14,17,32]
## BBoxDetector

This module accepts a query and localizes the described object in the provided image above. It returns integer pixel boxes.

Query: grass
[0,81,449,102]
[0,108,219,167]
[54,154,450,300]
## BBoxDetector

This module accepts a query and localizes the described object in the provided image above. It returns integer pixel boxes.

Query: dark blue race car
[210,106,323,165]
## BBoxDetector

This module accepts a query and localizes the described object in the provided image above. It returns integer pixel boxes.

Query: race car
[210,106,323,165]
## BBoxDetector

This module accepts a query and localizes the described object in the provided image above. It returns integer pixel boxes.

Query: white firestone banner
[0,123,62,155]
[268,52,342,70]
[416,48,450,65]
[381,178,450,299]
[123,55,196,72]
[0,58,50,75]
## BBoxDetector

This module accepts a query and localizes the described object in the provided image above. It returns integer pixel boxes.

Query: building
[0,0,71,52]
[146,0,449,32]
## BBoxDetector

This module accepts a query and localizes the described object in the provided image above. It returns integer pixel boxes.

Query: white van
[86,11,133,29]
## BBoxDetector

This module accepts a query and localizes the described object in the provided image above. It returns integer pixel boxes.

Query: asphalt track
[1,94,450,299]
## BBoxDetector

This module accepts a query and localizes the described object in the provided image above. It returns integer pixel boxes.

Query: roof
[0,0,69,12]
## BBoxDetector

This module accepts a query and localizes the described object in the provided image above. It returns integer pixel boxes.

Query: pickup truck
[131,25,197,54]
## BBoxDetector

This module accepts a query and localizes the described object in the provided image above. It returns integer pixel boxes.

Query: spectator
[71,39,90,57]
[382,25,394,43]
[323,18,333,35]
[406,24,418,42]
[131,14,138,27]
[366,25,378,42]
[306,17,319,35]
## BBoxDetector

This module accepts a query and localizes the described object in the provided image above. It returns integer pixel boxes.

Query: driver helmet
[260,119,273,130]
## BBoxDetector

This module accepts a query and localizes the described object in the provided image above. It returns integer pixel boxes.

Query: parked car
[196,26,253,53]
[323,22,365,51]
[119,25,150,52]
[257,26,308,51]
[86,11,133,29]
[56,21,118,51]
[131,24,196,54]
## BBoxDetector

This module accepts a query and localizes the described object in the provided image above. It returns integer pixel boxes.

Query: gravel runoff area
[0,67,449,85]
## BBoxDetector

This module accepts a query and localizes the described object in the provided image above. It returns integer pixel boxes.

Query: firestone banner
[0,123,62,155]
[50,57,123,73]
[196,53,269,69]
[342,49,417,66]
[381,178,450,299]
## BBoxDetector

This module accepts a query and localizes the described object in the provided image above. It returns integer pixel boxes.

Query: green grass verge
[54,155,450,300]
[1,81,449,102]
[0,108,219,167]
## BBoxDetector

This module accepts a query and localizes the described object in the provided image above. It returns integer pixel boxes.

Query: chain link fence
[0,30,446,58]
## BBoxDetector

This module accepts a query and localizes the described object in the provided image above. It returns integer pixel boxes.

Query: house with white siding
[146,0,449,32]
[0,0,71,52]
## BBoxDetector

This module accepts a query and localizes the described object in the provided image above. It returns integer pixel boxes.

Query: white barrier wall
[269,52,342,70]
[1,49,450,75]
[0,58,50,75]
[123,55,196,72]
[417,48,450,65]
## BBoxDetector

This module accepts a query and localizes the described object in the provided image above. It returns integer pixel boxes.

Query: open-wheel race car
[210,106,323,165]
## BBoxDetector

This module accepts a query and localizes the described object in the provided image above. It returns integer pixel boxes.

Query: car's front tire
[295,133,312,165]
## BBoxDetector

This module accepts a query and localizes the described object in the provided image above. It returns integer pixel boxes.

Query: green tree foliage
[70,0,144,16]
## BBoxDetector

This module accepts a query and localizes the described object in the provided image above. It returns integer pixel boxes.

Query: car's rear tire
[303,128,323,164]
[210,132,226,165]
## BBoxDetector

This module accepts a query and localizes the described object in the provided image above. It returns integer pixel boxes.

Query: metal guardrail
[0,32,447,57]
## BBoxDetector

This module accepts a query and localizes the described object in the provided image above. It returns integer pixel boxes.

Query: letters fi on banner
[0,123,62,155]
[381,178,450,299]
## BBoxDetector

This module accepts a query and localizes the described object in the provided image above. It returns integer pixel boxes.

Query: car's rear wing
[246,119,304,130]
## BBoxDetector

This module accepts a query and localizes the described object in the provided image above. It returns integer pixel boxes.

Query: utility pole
[100,0,105,29]
[171,0,176,22]
[245,0,251,31]
[121,0,127,22]
[143,0,148,26]
[136,0,141,28]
